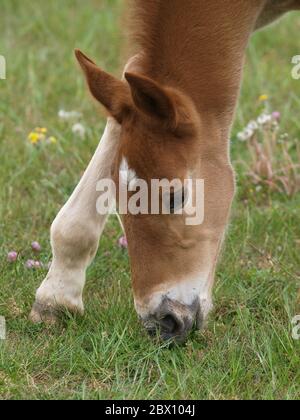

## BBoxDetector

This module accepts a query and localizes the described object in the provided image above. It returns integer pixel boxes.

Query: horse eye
[169,189,188,214]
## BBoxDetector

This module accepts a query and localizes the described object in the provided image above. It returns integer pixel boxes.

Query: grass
[0,0,300,400]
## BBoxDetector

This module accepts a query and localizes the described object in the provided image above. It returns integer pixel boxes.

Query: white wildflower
[72,123,86,139]
[257,113,272,126]
[237,131,247,141]
[247,120,258,131]
[237,127,254,142]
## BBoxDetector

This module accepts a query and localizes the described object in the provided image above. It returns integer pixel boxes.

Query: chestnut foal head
[76,50,234,342]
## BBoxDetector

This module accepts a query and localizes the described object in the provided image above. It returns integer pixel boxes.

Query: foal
[30,0,300,342]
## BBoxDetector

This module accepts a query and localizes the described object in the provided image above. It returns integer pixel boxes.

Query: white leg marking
[30,118,121,321]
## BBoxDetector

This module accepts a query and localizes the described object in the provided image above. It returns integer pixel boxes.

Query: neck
[131,0,265,124]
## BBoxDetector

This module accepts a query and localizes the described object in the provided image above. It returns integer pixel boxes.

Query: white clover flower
[247,120,258,131]
[257,113,272,126]
[72,123,86,139]
[237,127,254,141]
[237,131,247,141]
[58,110,66,119]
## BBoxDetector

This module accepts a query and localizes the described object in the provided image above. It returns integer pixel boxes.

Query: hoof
[29,299,84,324]
[29,302,60,324]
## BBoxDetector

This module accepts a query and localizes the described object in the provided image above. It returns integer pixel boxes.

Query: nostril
[160,315,176,333]
[159,314,182,335]
[143,298,199,342]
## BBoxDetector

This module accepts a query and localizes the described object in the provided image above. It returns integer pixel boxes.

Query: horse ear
[124,72,177,128]
[75,49,130,123]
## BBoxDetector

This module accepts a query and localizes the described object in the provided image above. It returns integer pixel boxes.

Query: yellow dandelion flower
[258,94,268,102]
[40,128,48,134]
[28,132,40,144]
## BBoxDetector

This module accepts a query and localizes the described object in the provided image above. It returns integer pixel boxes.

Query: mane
[129,0,161,53]
[125,0,254,112]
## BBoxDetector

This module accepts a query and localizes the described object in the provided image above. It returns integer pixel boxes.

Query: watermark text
[291,55,300,80]
[96,174,205,226]
[292,315,300,340]
[0,55,6,80]
[0,316,6,340]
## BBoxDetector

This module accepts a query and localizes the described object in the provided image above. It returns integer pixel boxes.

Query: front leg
[30,118,121,323]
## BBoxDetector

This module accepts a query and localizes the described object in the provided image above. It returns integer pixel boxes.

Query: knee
[51,213,99,260]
